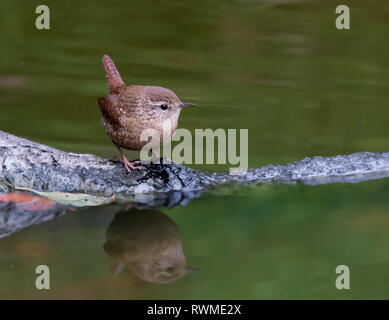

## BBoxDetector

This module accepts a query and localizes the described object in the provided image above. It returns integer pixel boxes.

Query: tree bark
[1,130,389,206]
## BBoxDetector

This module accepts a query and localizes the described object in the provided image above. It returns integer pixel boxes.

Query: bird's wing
[98,96,121,126]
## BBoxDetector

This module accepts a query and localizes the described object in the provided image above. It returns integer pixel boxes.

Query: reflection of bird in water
[104,206,195,284]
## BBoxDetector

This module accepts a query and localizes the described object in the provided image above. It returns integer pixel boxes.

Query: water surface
[1,0,389,299]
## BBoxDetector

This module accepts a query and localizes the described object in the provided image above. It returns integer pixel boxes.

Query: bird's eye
[160,104,168,110]
[166,267,174,273]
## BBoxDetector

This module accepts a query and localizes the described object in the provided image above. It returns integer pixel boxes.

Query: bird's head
[101,54,195,126]
[127,85,195,123]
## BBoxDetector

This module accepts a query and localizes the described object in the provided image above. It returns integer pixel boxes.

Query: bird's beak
[180,102,196,108]
[186,266,201,273]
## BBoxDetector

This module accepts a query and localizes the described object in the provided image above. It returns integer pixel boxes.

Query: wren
[98,54,195,172]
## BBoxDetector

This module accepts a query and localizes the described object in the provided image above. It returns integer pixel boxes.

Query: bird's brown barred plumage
[98,54,194,171]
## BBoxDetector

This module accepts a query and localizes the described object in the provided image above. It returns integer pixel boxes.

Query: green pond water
[1,0,389,299]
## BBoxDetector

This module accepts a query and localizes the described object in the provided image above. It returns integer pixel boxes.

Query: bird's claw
[122,158,143,172]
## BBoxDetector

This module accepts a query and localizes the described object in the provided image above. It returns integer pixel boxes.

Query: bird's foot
[122,157,142,172]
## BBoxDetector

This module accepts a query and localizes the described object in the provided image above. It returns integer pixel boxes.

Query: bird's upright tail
[102,54,125,94]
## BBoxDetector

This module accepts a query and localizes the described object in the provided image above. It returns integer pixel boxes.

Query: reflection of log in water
[0,196,66,239]
[104,207,193,284]
[0,194,195,284]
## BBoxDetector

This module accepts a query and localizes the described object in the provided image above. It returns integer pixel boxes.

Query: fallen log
[1,130,389,207]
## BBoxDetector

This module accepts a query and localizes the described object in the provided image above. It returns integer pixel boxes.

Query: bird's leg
[114,143,142,172]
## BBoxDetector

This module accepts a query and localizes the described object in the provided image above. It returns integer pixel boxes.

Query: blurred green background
[1,0,389,299]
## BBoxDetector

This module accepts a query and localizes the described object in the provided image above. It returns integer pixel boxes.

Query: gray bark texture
[1,130,389,238]
[1,130,389,206]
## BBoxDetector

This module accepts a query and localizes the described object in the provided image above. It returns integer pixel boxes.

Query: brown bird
[104,207,194,284]
[98,55,195,171]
